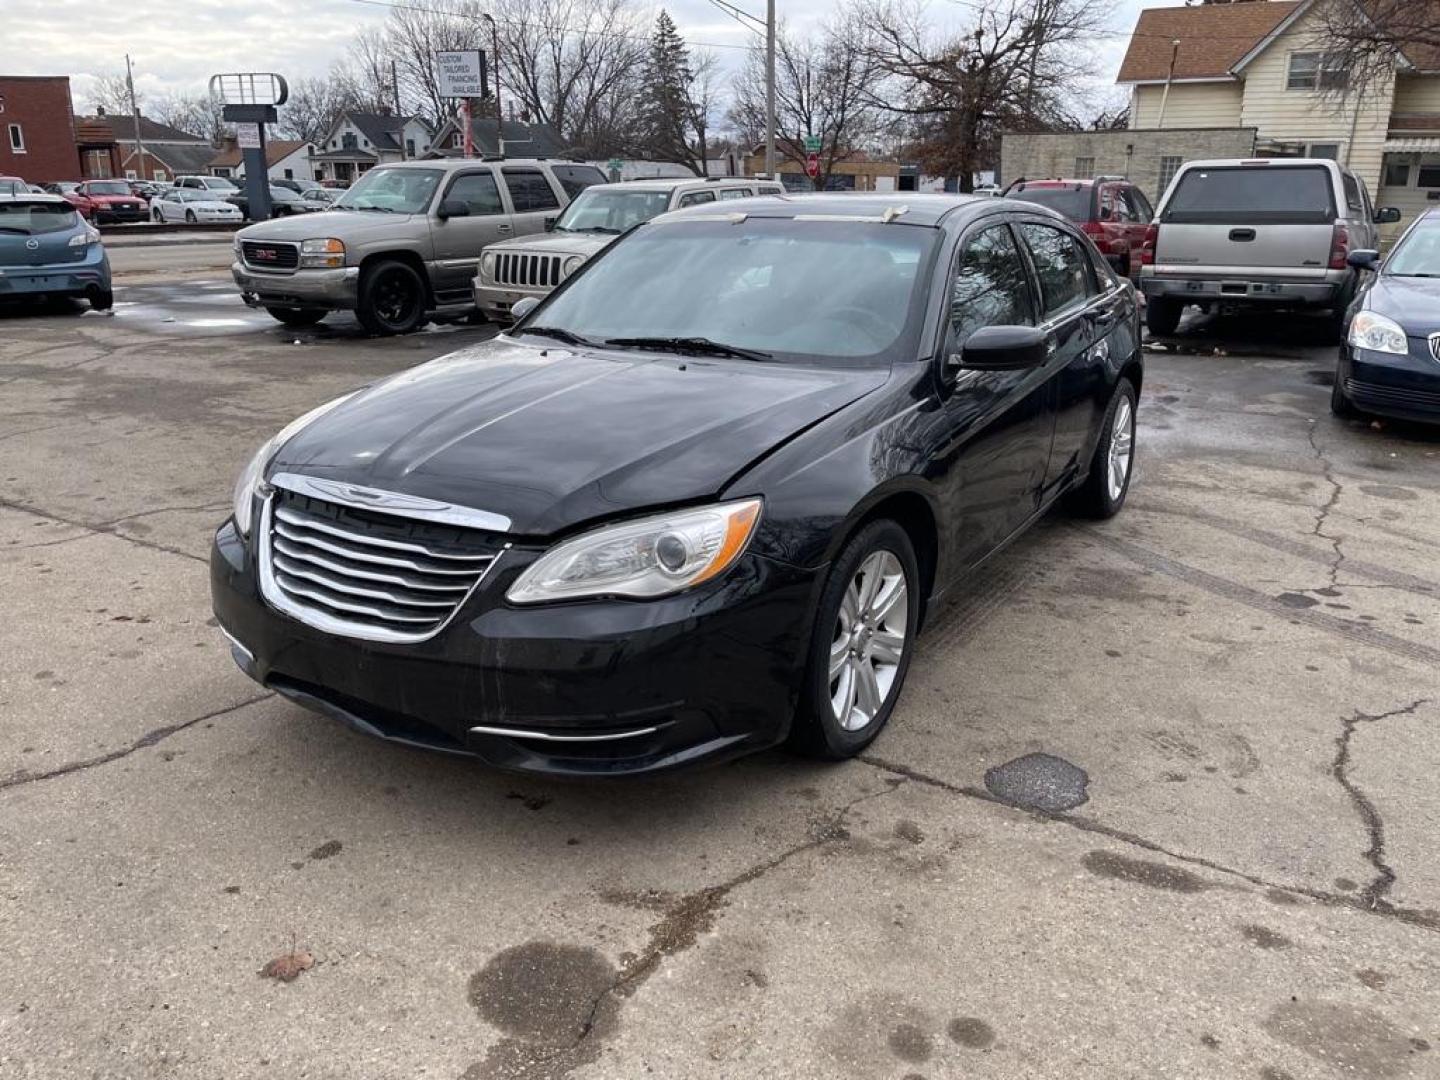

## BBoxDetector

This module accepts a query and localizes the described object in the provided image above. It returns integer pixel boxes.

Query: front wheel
[151,208,163,223]
[788,520,919,760]
[184,209,196,224]
[355,259,427,336]
[266,306,326,328]
[1067,378,1137,520]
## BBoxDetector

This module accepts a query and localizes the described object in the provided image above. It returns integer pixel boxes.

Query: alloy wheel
[829,550,908,732]
[375,271,419,327]
[1107,395,1134,502]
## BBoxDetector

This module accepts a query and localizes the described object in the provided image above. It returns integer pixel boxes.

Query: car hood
[1369,275,1440,335]
[238,210,420,242]
[188,199,238,212]
[88,195,144,207]
[486,231,615,256]
[271,336,887,536]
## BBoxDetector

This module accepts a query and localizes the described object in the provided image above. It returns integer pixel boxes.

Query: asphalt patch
[983,752,1090,812]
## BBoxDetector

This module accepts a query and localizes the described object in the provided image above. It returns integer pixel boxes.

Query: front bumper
[1338,344,1440,423]
[0,246,111,299]
[232,261,359,310]
[94,206,148,224]
[211,519,822,776]
[1141,273,1341,307]
[474,280,548,321]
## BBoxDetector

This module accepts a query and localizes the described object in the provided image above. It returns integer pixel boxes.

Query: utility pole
[483,12,502,157]
[764,0,775,178]
[392,60,405,159]
[125,53,147,181]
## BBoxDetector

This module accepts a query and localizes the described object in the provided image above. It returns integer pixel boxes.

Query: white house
[311,111,433,184]
[208,139,314,183]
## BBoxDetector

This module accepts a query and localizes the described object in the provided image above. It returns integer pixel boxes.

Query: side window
[1126,188,1153,224]
[501,169,560,212]
[1342,172,1363,214]
[678,190,717,207]
[1017,222,1092,317]
[1099,186,1123,222]
[948,225,1036,347]
[445,171,503,215]
[718,188,753,200]
[550,165,606,198]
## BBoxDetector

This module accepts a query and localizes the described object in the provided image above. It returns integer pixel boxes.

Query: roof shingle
[1116,2,1301,83]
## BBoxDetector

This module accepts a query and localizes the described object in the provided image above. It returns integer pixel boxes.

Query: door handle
[1228,228,1256,242]
[497,223,512,232]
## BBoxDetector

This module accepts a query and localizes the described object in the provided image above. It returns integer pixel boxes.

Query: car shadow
[0,296,91,321]
[1145,305,1340,358]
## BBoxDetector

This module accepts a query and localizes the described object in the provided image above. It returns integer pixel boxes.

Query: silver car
[473,177,784,321]
[1139,157,1401,339]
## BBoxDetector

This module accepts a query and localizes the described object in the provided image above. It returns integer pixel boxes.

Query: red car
[1005,177,1155,280]
[61,180,149,225]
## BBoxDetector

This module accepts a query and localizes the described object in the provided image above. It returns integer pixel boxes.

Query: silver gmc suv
[231,158,605,334]
[473,176,783,321]
[1139,157,1401,340]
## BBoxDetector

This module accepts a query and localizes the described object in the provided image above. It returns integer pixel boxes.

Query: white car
[151,188,243,224]
[174,175,239,195]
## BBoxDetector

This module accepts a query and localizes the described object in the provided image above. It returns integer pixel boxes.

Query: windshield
[1009,185,1091,221]
[334,168,441,214]
[270,187,301,202]
[206,178,238,190]
[0,200,80,235]
[528,218,938,362]
[88,181,132,196]
[555,188,673,234]
[1386,218,1440,277]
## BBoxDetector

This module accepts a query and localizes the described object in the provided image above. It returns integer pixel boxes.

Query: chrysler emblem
[25,238,39,250]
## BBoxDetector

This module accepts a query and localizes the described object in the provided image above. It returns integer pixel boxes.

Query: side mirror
[952,325,1051,372]
[1347,248,1380,271]
[436,199,470,221]
[510,296,541,322]
[544,216,557,232]
[1373,206,1402,225]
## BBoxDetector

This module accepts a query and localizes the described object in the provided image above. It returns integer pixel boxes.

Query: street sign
[803,134,821,153]
[436,50,488,99]
[235,122,261,150]
[805,153,820,179]
[607,158,623,171]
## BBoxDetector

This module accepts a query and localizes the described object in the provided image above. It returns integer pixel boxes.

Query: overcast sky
[0,0,1170,121]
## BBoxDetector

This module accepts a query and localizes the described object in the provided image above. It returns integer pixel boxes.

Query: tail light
[1329,223,1350,270]
[1082,220,1111,253]
[1140,223,1159,266]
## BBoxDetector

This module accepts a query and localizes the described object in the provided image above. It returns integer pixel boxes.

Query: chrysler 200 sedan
[211,194,1142,777]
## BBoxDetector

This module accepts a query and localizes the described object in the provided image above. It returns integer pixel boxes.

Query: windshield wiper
[581,226,622,235]
[521,325,599,347]
[1390,272,1440,278]
[349,204,395,213]
[605,336,772,362]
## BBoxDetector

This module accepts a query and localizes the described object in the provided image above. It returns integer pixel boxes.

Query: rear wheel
[1146,297,1183,337]
[788,520,919,760]
[355,259,427,336]
[184,209,197,224]
[266,306,326,328]
[1067,378,1137,520]
[151,207,163,223]
[89,289,114,312]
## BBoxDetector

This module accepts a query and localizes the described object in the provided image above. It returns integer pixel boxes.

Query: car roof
[660,192,997,228]
[1177,157,1346,172]
[0,192,70,205]
[598,177,771,193]
[368,158,588,172]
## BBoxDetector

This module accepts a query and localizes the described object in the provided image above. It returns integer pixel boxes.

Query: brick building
[0,75,81,183]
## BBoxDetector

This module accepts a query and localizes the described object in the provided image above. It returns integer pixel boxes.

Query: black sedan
[1336,209,1440,423]
[226,184,325,221]
[211,193,1142,777]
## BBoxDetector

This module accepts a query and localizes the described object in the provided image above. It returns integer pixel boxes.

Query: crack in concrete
[0,496,207,564]
[1306,424,1347,593]
[1332,698,1433,911]
[858,754,1440,934]
[0,693,273,792]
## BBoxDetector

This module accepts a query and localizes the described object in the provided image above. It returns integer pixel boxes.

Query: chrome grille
[241,240,300,273]
[494,251,562,289]
[258,485,504,643]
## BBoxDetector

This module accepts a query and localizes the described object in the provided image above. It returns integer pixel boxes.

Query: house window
[1307,143,1340,160]
[283,168,293,179]
[1157,155,1183,193]
[7,124,23,152]
[1074,156,1095,179]
[1418,158,1440,188]
[1287,52,1348,91]
[1384,160,1411,187]
[153,169,167,182]
[406,138,415,157]
[342,132,357,150]
[124,169,137,180]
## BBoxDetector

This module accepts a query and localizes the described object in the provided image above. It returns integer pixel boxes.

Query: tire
[185,209,197,224]
[89,289,114,312]
[266,306,326,328]
[355,259,428,336]
[1067,378,1137,520]
[788,520,920,760]
[1331,370,1359,418]
[151,208,162,223]
[1146,297,1183,337]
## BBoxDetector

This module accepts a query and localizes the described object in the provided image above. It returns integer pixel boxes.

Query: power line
[703,0,766,34]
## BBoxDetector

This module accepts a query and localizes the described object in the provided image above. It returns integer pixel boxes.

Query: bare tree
[729,16,882,189]
[87,73,138,116]
[857,0,1112,190]
[1312,0,1440,99]
[332,27,399,114]
[386,0,489,126]
[276,76,361,144]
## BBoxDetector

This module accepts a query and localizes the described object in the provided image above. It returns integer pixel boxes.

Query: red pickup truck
[62,180,149,225]
[1005,177,1156,280]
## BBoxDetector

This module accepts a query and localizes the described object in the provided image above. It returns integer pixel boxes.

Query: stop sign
[805,153,820,179]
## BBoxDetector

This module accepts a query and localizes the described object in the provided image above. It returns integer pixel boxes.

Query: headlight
[481,252,496,279]
[1348,310,1408,356]
[231,392,357,538]
[506,499,763,604]
[562,255,585,277]
[300,237,345,269]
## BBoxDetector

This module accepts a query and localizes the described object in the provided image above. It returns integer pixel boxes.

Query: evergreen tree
[642,12,699,168]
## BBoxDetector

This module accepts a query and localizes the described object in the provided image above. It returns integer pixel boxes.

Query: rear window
[0,200,79,235]
[1008,184,1091,221]
[1163,165,1336,225]
[549,164,607,199]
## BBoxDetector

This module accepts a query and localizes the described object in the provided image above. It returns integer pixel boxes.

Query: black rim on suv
[374,269,421,326]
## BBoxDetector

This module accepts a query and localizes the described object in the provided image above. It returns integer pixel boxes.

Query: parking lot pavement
[2,296,1439,1078]
[107,240,238,281]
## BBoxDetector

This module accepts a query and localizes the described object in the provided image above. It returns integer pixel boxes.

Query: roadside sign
[805,153,820,179]
[235,122,261,150]
[803,134,821,153]
[436,50,488,99]
[607,158,623,171]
